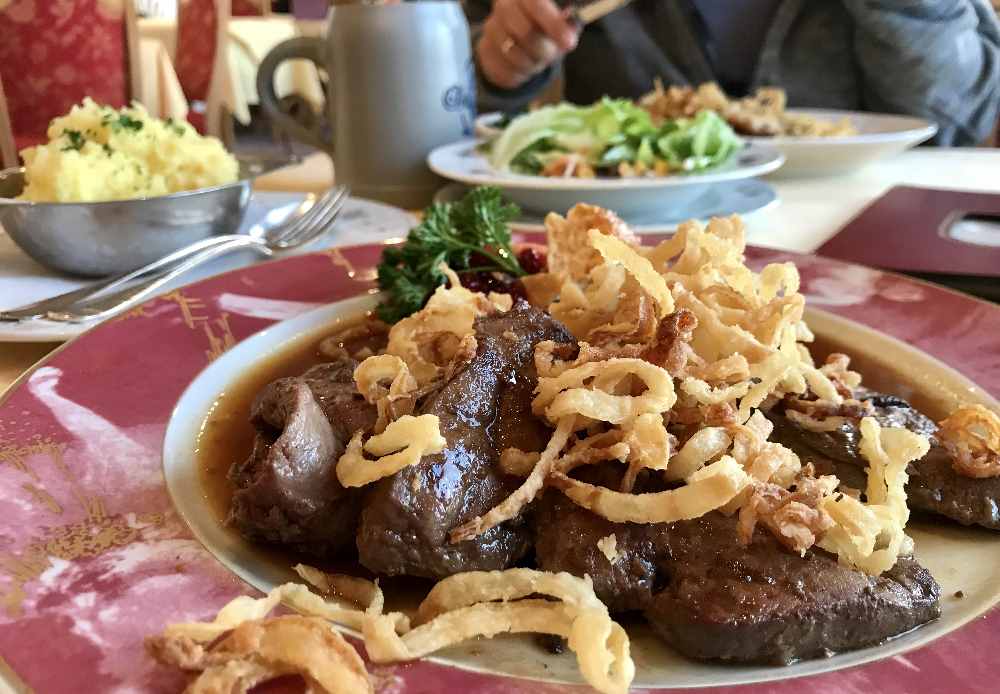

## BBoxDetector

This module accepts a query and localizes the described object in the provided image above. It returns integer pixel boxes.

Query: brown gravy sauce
[196,311,438,603]
[198,311,379,535]
[199,348,319,526]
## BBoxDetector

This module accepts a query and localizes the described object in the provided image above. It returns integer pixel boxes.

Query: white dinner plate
[434,179,779,234]
[747,109,937,177]
[427,138,784,217]
[162,290,1000,691]
[0,191,415,343]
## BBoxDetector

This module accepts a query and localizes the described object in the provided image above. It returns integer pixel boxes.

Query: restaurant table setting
[2,2,1000,694]
[0,185,414,342]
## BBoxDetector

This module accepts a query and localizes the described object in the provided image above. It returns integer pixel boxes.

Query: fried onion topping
[938,404,1000,478]
[149,567,635,694]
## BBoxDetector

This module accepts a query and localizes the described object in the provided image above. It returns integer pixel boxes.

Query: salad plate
[427,138,783,215]
[435,98,783,215]
[474,111,507,139]
[0,239,999,692]
[434,179,779,233]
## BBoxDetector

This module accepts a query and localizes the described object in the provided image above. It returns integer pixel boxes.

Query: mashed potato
[18,99,239,202]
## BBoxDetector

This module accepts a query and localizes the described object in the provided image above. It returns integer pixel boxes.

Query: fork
[1,185,349,324]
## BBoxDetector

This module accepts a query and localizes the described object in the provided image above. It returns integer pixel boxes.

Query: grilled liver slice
[356,301,573,579]
[535,497,941,664]
[228,359,374,557]
[767,390,1000,530]
[645,512,940,665]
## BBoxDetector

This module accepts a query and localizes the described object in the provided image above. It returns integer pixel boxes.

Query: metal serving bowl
[0,167,253,277]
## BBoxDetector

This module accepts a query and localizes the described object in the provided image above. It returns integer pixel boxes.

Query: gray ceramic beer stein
[257,2,475,208]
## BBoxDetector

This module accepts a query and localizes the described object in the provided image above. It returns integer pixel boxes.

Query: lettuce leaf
[488,98,741,176]
[656,111,742,172]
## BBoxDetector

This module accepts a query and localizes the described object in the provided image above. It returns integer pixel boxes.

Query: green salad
[487,98,742,178]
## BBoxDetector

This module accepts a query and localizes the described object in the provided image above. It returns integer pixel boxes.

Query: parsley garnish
[60,129,86,151]
[165,117,186,136]
[375,186,523,323]
[102,143,114,157]
[103,113,144,133]
[119,114,144,131]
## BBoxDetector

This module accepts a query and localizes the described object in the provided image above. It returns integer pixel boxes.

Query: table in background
[226,16,324,124]
[137,15,325,125]
[137,37,189,122]
[744,148,1000,251]
[138,17,178,60]
[138,12,330,58]
[295,14,329,37]
[2,147,1000,394]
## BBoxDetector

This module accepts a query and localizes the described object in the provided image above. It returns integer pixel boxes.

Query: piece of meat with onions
[356,301,574,579]
[228,360,375,556]
[766,390,1000,529]
[534,489,669,613]
[534,497,940,664]
[645,512,940,665]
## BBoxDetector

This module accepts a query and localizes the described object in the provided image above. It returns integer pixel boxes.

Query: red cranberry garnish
[459,271,510,294]
[459,270,528,303]
[517,247,547,275]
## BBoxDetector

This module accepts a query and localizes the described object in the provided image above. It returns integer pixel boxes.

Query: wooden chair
[0,75,16,169]
[126,0,143,114]
[0,1,139,159]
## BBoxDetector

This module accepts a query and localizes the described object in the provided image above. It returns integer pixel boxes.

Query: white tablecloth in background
[744,148,1000,252]
[136,0,177,20]
[139,17,177,61]
[137,16,325,125]
[226,16,325,124]
[296,15,329,38]
[137,38,189,122]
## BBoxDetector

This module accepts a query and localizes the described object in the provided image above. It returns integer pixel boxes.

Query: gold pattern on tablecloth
[22,483,62,514]
[163,290,236,361]
[110,290,235,362]
[109,305,155,322]
[202,313,236,361]
[322,247,377,281]
[0,439,164,617]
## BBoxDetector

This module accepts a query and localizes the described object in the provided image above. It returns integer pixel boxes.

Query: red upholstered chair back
[232,0,269,16]
[175,0,222,103]
[0,74,17,169]
[0,0,130,144]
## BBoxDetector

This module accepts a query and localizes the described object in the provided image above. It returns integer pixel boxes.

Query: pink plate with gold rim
[0,239,999,693]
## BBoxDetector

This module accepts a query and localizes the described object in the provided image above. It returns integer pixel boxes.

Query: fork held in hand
[1,185,349,324]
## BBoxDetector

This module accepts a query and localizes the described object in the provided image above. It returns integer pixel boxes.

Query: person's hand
[477,0,580,90]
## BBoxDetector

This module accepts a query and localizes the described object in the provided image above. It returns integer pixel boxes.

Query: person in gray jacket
[466,0,1000,146]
